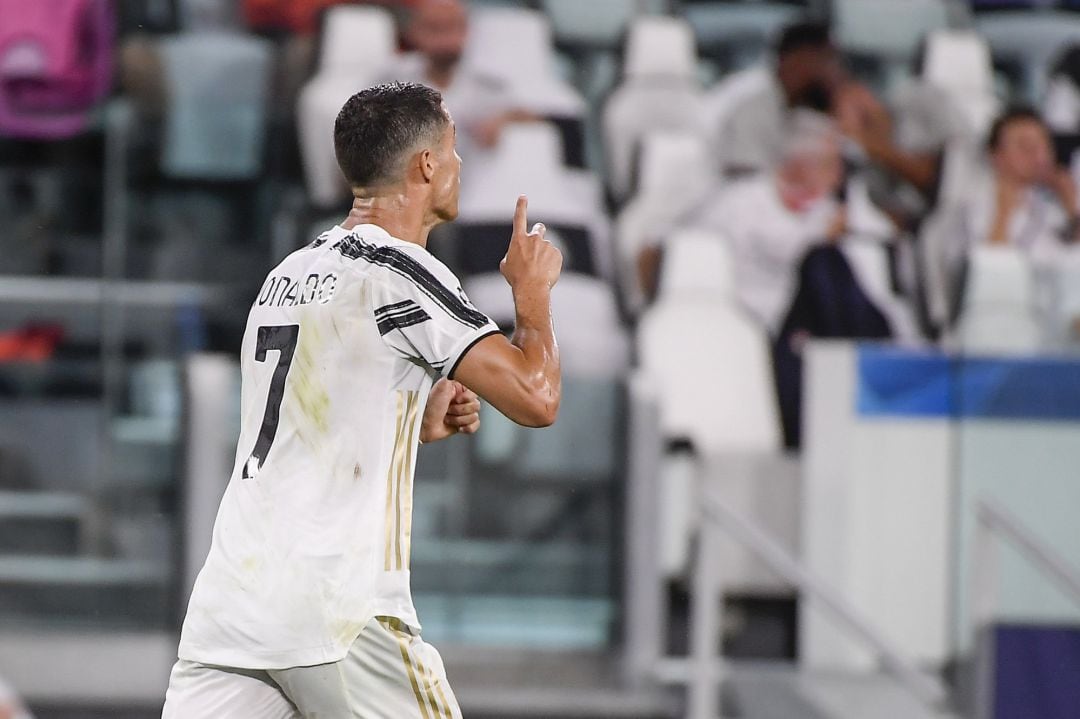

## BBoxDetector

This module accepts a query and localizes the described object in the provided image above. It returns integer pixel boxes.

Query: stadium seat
[656,228,734,303]
[637,302,780,454]
[297,6,397,207]
[833,0,950,94]
[602,16,704,203]
[540,0,664,51]
[954,247,1042,354]
[464,272,630,379]
[683,1,798,72]
[462,7,586,118]
[834,0,950,60]
[920,31,1000,140]
[623,15,697,81]
[976,11,1080,103]
[159,31,272,180]
[457,122,612,279]
[613,131,715,313]
[637,298,790,585]
[297,75,355,208]
[317,5,397,76]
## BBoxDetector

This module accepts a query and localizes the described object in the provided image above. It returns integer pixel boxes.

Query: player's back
[177,223,497,670]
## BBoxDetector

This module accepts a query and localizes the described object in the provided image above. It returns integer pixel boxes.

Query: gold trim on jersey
[400,392,420,570]
[384,617,452,719]
[385,390,420,571]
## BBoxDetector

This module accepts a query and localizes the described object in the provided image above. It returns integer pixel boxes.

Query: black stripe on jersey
[376,308,432,336]
[310,231,333,249]
[333,236,489,330]
[375,300,419,319]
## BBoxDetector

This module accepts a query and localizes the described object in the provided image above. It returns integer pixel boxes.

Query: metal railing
[689,493,951,719]
[974,499,1080,607]
[619,376,951,718]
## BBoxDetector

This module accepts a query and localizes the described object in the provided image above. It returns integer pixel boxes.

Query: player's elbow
[513,378,560,428]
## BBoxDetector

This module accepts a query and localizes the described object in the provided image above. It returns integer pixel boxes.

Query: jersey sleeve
[370,248,501,379]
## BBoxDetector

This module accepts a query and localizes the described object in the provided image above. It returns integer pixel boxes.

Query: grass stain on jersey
[287,320,330,443]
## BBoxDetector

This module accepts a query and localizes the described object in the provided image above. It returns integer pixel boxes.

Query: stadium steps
[0,490,88,555]
[0,555,171,627]
[727,662,958,719]
[443,647,679,718]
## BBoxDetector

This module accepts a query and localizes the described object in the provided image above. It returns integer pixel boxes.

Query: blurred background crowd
[3,0,1080,718]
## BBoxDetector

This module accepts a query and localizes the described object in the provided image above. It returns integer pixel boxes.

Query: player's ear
[418,148,436,183]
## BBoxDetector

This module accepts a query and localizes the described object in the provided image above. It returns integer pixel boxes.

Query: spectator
[713,22,842,177]
[687,112,893,447]
[690,112,846,332]
[933,108,1079,322]
[379,0,536,161]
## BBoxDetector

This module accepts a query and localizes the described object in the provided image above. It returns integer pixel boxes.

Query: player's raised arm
[451,195,562,428]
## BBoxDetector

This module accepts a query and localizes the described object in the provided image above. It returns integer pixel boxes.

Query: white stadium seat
[318,5,397,75]
[637,302,780,455]
[602,17,704,203]
[613,131,715,314]
[623,15,698,81]
[296,6,397,208]
[656,228,734,303]
[297,75,357,208]
[637,298,791,587]
[462,7,585,118]
[921,31,1000,140]
[955,247,1042,354]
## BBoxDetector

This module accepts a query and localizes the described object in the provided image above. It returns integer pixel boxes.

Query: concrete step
[0,555,171,628]
[728,663,956,719]
[0,491,87,555]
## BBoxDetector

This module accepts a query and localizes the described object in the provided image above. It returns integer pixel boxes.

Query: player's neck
[343,193,431,248]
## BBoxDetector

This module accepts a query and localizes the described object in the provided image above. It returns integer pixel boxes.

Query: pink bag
[0,0,115,139]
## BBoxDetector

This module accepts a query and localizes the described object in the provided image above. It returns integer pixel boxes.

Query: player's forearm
[510,284,561,426]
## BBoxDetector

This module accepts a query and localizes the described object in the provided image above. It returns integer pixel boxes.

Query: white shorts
[162,617,461,719]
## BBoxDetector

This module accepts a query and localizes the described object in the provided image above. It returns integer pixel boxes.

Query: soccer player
[163,82,562,718]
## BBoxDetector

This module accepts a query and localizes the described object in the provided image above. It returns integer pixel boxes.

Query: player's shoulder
[341,227,461,290]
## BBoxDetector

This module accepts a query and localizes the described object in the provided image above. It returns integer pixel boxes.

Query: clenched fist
[420,379,481,443]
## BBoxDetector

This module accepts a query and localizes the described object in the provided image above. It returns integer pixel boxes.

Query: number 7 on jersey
[243,324,300,479]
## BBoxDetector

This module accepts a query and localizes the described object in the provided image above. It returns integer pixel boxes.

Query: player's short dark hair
[987,106,1047,151]
[334,82,449,188]
[775,21,833,57]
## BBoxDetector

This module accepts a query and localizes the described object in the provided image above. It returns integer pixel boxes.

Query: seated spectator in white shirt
[379,0,536,162]
[683,112,894,447]
[934,107,1080,322]
[690,112,846,333]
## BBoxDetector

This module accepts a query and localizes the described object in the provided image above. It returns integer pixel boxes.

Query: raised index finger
[513,195,528,237]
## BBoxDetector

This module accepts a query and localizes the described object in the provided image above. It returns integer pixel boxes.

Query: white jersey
[177,223,499,670]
